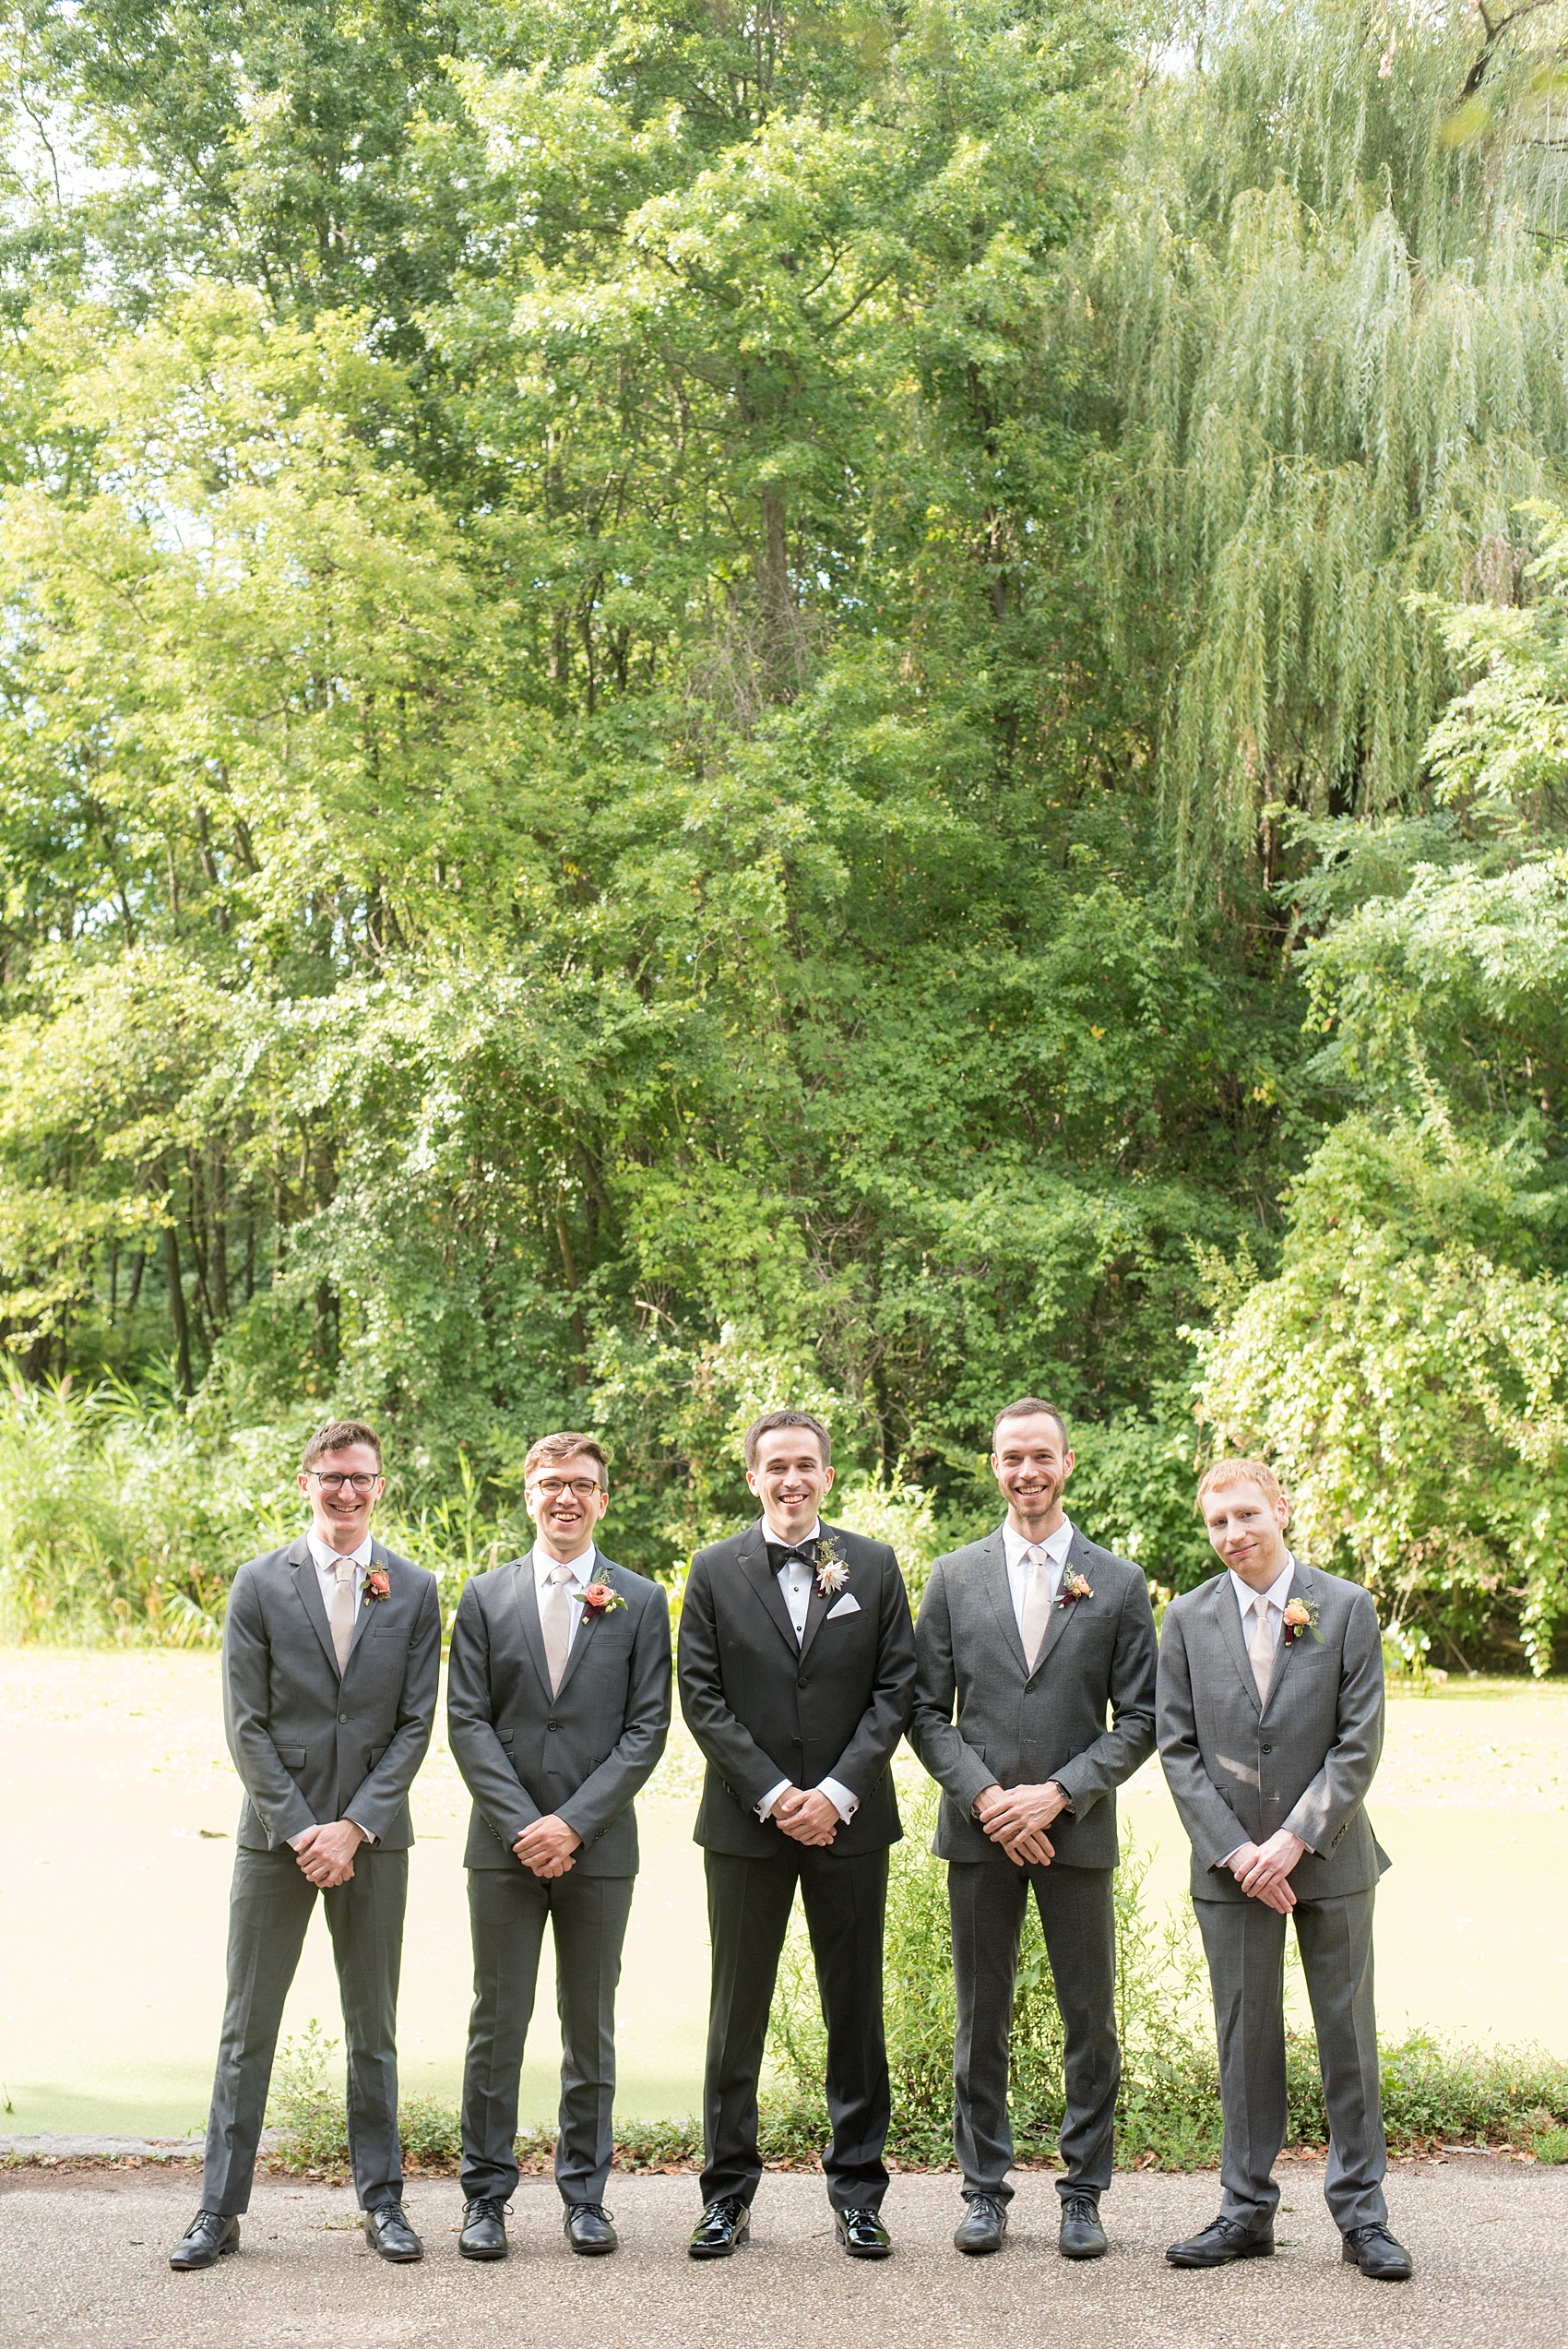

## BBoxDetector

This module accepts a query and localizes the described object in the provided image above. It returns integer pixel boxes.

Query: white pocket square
[826,1593,861,1619]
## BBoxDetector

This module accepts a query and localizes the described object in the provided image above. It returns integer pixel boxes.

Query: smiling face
[526,1450,610,1564]
[1200,1476,1291,1591]
[992,1411,1075,1542]
[297,1442,384,1553]
[747,1430,834,1544]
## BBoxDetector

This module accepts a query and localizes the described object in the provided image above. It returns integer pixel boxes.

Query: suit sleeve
[342,1573,440,1840]
[822,1547,918,1801]
[907,1561,1000,1814]
[557,1583,673,1845]
[221,1561,316,1845]
[678,1554,796,1809]
[446,1580,543,1848]
[1281,1589,1385,1854]
[1157,1603,1250,1873]
[1051,1568,1158,1817]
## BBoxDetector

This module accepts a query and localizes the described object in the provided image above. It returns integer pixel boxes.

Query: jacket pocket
[498,1729,516,1747]
[280,1747,307,1770]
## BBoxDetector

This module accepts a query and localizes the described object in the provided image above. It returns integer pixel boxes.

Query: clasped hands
[512,1815,583,1878]
[972,1780,1070,1867]
[292,1819,364,1888]
[1225,1829,1306,1912]
[769,1787,842,1847]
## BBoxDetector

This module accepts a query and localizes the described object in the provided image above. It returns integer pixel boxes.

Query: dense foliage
[3,0,1568,1659]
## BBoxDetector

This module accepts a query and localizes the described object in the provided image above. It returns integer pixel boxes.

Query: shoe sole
[1167,2242,1274,2267]
[366,2236,423,2264]
[689,2226,750,2260]
[458,2241,507,2261]
[955,2238,1004,2255]
[840,2244,893,2260]
[1060,2240,1109,2260]
[1342,2248,1411,2280]
[568,2240,617,2257]
[170,2242,237,2271]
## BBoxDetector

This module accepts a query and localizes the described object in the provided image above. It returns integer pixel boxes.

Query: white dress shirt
[298,1529,377,1845]
[1002,1514,1076,1634]
[531,1539,600,1653]
[756,1519,858,1827]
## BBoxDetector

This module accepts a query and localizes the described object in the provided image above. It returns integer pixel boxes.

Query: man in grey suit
[1157,1455,1411,2282]
[171,1419,441,2271]
[909,1398,1158,2260]
[446,1431,671,2261]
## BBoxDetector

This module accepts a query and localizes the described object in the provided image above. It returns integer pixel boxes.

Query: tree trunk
[162,1222,194,1395]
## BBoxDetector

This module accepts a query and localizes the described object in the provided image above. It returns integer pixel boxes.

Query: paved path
[0,2161,1560,2349]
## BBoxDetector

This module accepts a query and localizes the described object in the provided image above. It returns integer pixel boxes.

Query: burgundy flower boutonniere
[582,1580,626,1619]
[1057,1568,1094,1610]
[363,1567,390,1602]
[1281,1595,1322,1647]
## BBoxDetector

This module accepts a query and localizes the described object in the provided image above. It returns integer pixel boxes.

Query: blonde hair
[1194,1456,1286,1517]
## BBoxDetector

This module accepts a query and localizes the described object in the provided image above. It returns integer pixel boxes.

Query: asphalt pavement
[0,2159,1559,2349]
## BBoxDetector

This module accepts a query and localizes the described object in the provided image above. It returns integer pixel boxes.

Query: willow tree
[1094,0,1568,900]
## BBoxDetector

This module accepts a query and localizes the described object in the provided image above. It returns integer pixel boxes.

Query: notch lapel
[1213,1572,1264,1716]
[739,1522,805,1659]
[552,1550,609,1700]
[980,1529,1030,1677]
[1024,1529,1087,1680]
[342,1541,384,1671]
[289,1538,339,1677]
[1261,1562,1311,1714]
[509,1554,555,1703]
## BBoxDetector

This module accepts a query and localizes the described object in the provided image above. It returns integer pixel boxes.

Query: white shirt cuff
[756,1781,790,1821]
[819,1776,859,1823]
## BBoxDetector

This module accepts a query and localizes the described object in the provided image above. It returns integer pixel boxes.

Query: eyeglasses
[309,1471,381,1493]
[531,1477,604,1499]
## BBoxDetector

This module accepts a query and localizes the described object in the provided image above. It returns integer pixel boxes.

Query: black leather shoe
[169,2211,239,2271]
[835,2206,892,2259]
[364,2203,423,2263]
[458,2197,509,2260]
[564,2202,618,2256]
[689,2198,751,2259]
[1059,2192,1108,2260]
[1343,2223,1413,2281]
[954,2195,1007,2254]
[1166,2213,1275,2266]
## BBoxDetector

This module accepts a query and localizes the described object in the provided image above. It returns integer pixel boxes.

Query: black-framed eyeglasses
[310,1471,381,1493]
[531,1476,604,1499]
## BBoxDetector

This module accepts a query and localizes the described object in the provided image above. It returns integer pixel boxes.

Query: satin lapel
[1213,1572,1264,1716]
[981,1529,1029,1677]
[1025,1530,1087,1679]
[1261,1563,1310,1715]
[739,1523,802,1659]
[795,1528,840,1665]
[509,1556,555,1703]
[289,1538,339,1678]
[552,1551,608,1700]
[343,1542,384,1670]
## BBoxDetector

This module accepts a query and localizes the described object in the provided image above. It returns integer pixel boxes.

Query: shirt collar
[1230,1556,1297,1616]
[1002,1517,1075,1572]
[307,1529,373,1573]
[532,1541,597,1589]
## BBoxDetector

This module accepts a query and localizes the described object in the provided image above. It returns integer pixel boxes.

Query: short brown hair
[524,1431,609,1485]
[302,1419,383,1473]
[1195,1456,1287,1517]
[991,1398,1069,1449]
[744,1409,831,1469]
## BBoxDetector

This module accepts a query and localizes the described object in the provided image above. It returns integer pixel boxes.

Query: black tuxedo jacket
[677,1518,917,1858]
[446,1550,671,1875]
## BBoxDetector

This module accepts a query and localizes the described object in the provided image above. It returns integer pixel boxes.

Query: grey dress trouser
[1195,1886,1388,2233]
[202,1843,408,2214]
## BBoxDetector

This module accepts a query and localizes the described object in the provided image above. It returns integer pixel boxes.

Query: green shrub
[1532,2127,1568,2164]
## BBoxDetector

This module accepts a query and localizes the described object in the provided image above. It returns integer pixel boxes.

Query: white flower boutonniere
[814,1534,850,1599]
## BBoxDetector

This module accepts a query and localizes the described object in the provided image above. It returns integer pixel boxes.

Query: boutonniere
[1057,1568,1093,1609]
[814,1535,850,1599]
[581,1580,626,1618]
[363,1567,390,1602]
[1281,1594,1322,1646]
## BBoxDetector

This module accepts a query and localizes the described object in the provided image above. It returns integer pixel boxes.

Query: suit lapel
[1025,1528,1088,1679]
[552,1550,609,1699]
[739,1522,805,1659]
[509,1554,555,1702]
[980,1529,1030,1676]
[1212,1570,1264,1716]
[343,1541,384,1670]
[289,1537,339,1677]
[796,1527,842,1665]
[1261,1561,1310,1714]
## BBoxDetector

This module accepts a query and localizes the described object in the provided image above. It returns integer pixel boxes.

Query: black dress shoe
[169,2211,239,2271]
[1343,2223,1413,2280]
[835,2207,892,2259]
[1166,2213,1274,2267]
[1058,2192,1108,2260]
[564,2202,618,2256]
[954,2194,1007,2254]
[689,2198,751,2259]
[364,2203,423,2263]
[458,2197,509,2260]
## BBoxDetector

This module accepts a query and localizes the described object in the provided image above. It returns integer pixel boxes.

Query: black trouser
[948,1861,1119,2203]
[459,1866,636,2207]
[701,1843,890,2212]
[201,1844,407,2215]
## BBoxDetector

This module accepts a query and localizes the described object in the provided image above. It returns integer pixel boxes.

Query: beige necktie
[1249,1595,1276,1704]
[1019,1545,1054,1672]
[330,1559,357,1674]
[540,1563,576,1696]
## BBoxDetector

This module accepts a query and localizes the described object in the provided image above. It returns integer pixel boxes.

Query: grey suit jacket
[1157,1561,1390,1902]
[909,1525,1158,1868]
[222,1536,441,1852]
[446,1551,671,1874]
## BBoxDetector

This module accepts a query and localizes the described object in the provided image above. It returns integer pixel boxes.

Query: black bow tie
[766,1536,819,1573]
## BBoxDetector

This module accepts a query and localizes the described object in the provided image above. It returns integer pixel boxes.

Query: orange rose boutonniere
[582,1581,626,1619]
[1281,1595,1321,1647]
[363,1567,390,1602]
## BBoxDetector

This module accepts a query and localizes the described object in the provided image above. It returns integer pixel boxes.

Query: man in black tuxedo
[677,1410,917,2260]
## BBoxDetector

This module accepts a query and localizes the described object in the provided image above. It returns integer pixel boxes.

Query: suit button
[1261,1742,1274,1753]
[547,1719,559,1731]
[797,1676,808,1689]
[339,1713,348,1723]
